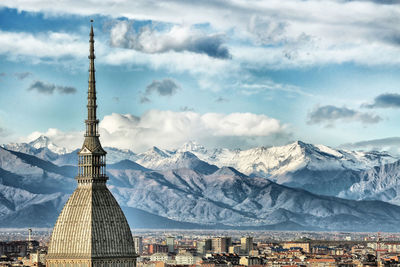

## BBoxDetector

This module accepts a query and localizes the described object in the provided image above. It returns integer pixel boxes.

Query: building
[137,262,165,267]
[46,22,137,267]
[148,244,168,254]
[212,237,232,253]
[197,239,212,255]
[30,250,46,267]
[134,237,143,255]
[248,250,259,257]
[175,252,195,265]
[229,245,241,254]
[282,242,310,253]
[239,256,262,266]
[200,259,229,267]
[149,253,169,263]
[241,237,254,254]
[203,254,240,266]
[306,258,336,267]
[166,237,174,253]
[0,241,39,257]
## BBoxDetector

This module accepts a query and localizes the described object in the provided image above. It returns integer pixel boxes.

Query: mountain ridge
[2,137,400,230]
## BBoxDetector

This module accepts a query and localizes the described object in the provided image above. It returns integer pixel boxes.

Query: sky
[1,0,400,153]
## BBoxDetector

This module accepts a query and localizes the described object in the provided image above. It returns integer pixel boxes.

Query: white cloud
[238,79,313,97]
[0,28,235,82]
[2,0,400,81]
[2,0,400,101]
[101,47,234,77]
[110,21,231,59]
[23,110,288,152]
[0,30,87,64]
[1,0,400,69]
[2,0,400,64]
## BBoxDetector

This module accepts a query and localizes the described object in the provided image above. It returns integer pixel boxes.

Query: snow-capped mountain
[0,147,71,227]
[107,158,400,231]
[106,147,138,164]
[28,135,71,154]
[0,183,67,227]
[136,146,171,165]
[338,160,400,205]
[3,137,399,199]
[136,150,218,174]
[177,140,396,176]
[134,140,397,196]
[2,136,138,165]
[2,141,59,162]
[2,136,70,163]
[6,138,394,175]
[0,147,76,194]
[0,147,400,230]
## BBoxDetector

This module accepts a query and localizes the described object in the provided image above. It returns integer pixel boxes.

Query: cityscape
[2,1,400,267]
[2,229,400,266]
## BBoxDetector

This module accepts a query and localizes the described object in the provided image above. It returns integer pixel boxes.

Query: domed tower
[46,22,137,267]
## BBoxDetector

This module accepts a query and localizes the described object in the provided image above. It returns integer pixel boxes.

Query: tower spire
[47,20,136,267]
[86,19,98,137]
[76,21,107,184]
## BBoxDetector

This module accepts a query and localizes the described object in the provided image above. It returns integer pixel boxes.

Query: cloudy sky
[1,0,400,153]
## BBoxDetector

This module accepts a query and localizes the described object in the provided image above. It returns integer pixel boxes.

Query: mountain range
[1,136,400,231]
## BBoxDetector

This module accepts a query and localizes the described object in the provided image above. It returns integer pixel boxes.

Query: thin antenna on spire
[87,20,97,137]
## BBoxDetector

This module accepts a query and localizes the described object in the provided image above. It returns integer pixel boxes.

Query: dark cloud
[363,93,400,108]
[140,96,151,104]
[145,78,180,97]
[308,105,382,126]
[215,97,229,103]
[14,72,32,80]
[187,34,231,59]
[27,80,77,95]
[58,86,76,94]
[140,78,180,104]
[110,21,231,59]
[180,106,194,112]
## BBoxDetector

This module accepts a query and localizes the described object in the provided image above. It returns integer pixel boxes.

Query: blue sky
[1,1,400,153]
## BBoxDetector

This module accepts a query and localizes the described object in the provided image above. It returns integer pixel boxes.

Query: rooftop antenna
[28,228,32,242]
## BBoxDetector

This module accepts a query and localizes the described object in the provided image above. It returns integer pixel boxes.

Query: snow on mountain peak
[3,137,397,182]
[177,141,207,154]
[172,140,397,178]
[29,135,51,148]
[28,135,70,154]
[148,146,171,157]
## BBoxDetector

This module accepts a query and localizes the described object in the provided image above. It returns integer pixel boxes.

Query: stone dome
[47,182,136,262]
